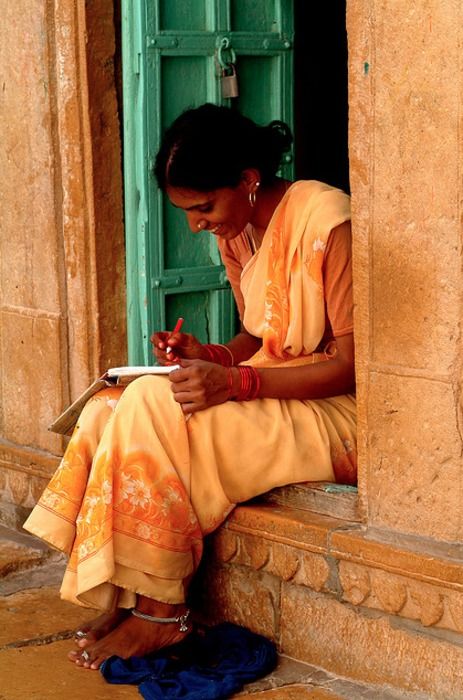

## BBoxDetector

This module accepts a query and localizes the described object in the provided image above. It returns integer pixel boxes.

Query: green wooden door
[122,0,294,364]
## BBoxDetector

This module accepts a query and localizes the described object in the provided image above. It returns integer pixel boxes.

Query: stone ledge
[260,482,360,522]
[209,504,463,638]
[0,439,61,528]
[331,527,463,590]
[199,504,463,697]
[224,504,463,591]
[0,438,61,479]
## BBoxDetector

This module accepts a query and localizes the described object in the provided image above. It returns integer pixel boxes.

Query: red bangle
[203,343,234,366]
[226,367,234,399]
[235,366,261,401]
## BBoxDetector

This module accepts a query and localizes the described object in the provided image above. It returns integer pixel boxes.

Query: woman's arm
[252,332,355,400]
[169,333,355,414]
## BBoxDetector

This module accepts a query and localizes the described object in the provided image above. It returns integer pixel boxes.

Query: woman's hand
[151,331,206,365]
[169,359,232,413]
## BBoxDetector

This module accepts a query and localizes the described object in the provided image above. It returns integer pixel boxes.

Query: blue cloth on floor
[100,622,277,699]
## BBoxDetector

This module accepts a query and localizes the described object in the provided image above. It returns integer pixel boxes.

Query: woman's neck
[249,178,291,247]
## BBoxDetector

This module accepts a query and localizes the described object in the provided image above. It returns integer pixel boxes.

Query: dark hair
[154,103,292,191]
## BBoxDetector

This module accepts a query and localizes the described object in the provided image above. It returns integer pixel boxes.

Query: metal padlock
[221,64,239,99]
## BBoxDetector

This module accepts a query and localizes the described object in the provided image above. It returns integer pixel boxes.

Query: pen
[166,317,184,355]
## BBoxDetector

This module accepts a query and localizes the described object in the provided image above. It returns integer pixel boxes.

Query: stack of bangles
[229,365,261,401]
[203,343,261,401]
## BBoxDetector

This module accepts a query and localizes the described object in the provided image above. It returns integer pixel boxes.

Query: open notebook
[49,365,180,436]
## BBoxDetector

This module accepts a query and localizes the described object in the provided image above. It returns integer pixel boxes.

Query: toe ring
[81,649,90,662]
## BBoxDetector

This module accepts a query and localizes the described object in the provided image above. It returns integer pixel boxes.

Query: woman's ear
[240,168,261,192]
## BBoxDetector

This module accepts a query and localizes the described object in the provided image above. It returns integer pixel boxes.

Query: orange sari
[24,181,356,610]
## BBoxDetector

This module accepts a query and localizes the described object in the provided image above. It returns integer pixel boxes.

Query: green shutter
[122,0,294,364]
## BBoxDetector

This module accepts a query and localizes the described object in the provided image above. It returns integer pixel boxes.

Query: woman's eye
[198,204,213,213]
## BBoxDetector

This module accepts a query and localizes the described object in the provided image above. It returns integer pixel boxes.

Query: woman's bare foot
[68,598,190,670]
[73,608,131,649]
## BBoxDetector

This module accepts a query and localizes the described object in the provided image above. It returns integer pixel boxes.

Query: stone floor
[0,526,426,700]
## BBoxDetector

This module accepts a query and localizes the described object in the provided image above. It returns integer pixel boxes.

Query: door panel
[122,0,294,363]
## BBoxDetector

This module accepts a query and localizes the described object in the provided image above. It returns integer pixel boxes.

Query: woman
[24,104,356,670]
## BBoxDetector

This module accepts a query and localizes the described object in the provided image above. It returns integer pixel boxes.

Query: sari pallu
[24,180,357,610]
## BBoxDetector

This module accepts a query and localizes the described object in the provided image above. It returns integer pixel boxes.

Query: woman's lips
[208,224,224,235]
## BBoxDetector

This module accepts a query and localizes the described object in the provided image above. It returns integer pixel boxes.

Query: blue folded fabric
[101,622,277,699]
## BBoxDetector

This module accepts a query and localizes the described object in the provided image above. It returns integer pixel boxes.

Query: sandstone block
[268,543,300,581]
[211,528,238,563]
[1,312,64,453]
[280,583,463,698]
[338,561,371,606]
[366,372,462,540]
[293,551,330,593]
[239,532,271,570]
[201,564,279,640]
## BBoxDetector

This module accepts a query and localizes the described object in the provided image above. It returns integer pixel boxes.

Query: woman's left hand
[169,359,232,414]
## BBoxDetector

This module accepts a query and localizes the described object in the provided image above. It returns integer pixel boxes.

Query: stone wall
[0,0,126,527]
[347,0,463,542]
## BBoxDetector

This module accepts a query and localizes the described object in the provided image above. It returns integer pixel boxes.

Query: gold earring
[248,181,260,208]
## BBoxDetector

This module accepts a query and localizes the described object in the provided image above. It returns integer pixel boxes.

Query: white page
[106,365,180,377]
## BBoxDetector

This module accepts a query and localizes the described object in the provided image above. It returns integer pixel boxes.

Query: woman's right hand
[150,331,206,365]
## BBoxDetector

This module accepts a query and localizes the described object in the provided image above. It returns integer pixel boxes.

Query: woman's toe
[90,655,104,670]
[69,648,96,668]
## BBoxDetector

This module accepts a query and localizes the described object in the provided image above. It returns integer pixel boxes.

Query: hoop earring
[248,181,260,208]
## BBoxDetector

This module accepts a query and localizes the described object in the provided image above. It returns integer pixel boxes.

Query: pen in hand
[165,317,184,356]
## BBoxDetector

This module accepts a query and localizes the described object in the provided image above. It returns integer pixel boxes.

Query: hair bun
[155,104,293,190]
[268,121,293,154]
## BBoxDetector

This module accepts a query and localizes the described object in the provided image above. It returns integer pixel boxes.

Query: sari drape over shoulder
[24,181,357,610]
[242,180,351,366]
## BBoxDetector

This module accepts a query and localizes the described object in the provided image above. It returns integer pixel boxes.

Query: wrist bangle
[235,366,261,401]
[226,367,234,399]
[203,343,234,366]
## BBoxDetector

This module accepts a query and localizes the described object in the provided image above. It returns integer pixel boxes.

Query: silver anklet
[131,607,190,632]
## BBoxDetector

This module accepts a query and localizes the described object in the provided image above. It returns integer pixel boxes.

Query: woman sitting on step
[24,103,357,670]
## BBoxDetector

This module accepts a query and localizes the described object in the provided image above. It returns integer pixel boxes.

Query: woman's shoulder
[286,179,349,201]
[283,181,351,240]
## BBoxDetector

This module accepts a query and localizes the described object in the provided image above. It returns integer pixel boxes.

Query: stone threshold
[260,482,360,522]
[0,437,60,481]
[0,439,61,529]
[198,503,463,697]
[223,503,463,594]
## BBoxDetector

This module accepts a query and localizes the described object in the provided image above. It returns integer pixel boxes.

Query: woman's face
[166,181,252,241]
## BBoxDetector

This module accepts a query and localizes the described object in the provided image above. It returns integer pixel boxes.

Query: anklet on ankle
[131,608,190,632]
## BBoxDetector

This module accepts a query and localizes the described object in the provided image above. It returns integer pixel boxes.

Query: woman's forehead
[166,185,220,210]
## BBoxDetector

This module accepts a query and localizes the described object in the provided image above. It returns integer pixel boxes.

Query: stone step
[0,524,65,595]
[197,503,463,699]
[259,482,360,522]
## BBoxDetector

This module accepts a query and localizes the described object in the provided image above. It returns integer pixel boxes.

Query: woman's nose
[187,212,206,233]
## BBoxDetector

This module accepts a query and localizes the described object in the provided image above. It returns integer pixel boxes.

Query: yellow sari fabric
[24,181,356,610]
